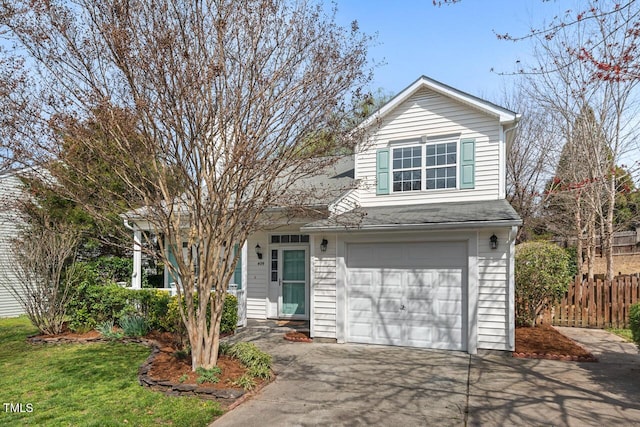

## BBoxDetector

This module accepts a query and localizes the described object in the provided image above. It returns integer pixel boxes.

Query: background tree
[1,0,371,370]
[502,81,559,243]
[7,212,81,335]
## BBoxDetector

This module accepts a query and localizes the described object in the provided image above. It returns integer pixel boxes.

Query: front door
[278,248,308,318]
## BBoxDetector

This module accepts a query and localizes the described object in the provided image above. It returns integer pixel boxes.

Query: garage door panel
[347,242,466,351]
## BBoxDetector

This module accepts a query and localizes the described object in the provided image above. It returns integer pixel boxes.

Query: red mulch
[283,331,312,343]
[515,324,596,361]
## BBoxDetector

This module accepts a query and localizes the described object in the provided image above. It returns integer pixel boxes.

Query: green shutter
[233,244,242,289]
[460,138,475,189]
[376,148,390,195]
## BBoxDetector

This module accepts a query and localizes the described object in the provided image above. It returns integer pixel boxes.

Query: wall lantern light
[320,238,328,252]
[490,234,498,250]
[255,244,263,259]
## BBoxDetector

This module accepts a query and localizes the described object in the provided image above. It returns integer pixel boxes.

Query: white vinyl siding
[246,231,268,319]
[0,173,26,317]
[477,229,512,350]
[311,234,337,338]
[356,87,501,207]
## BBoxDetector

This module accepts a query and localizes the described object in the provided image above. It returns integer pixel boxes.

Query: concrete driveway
[213,328,640,426]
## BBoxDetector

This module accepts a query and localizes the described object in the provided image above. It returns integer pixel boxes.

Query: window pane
[301,235,309,243]
[281,235,290,243]
[403,182,411,191]
[271,235,280,243]
[426,145,435,155]
[393,148,402,158]
[447,142,456,152]
[393,182,401,191]
[412,181,421,190]
[271,249,278,259]
[426,180,435,189]
[412,157,421,168]
[403,158,411,168]
[447,177,456,188]
[290,235,300,243]
[436,178,445,188]
[271,261,278,270]
[426,156,435,167]
[437,154,445,165]
[393,159,401,169]
[412,170,421,180]
[436,168,445,178]
[426,169,435,179]
[271,272,278,281]
[436,144,445,154]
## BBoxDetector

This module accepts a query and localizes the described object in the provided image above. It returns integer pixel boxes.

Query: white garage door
[346,241,466,350]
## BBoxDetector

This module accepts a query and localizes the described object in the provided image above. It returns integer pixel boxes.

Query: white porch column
[132,229,142,289]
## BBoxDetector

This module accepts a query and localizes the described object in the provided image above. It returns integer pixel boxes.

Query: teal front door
[279,248,307,318]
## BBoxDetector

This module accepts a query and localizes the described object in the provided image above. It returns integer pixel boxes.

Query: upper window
[392,146,422,192]
[390,141,457,192]
[425,142,457,190]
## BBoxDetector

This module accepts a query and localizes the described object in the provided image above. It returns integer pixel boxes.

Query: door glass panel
[282,283,305,315]
[281,249,306,316]
[283,250,305,281]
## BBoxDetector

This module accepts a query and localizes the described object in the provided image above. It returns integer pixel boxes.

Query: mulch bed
[29,328,273,404]
[283,331,312,342]
[514,324,597,362]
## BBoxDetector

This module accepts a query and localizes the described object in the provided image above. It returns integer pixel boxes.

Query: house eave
[301,219,522,233]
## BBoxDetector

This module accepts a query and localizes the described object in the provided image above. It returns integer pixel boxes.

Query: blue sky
[334,0,569,101]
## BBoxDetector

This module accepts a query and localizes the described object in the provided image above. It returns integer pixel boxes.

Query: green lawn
[0,317,222,426]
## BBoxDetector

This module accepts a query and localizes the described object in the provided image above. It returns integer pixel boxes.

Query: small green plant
[96,320,124,340]
[195,366,222,384]
[178,373,188,383]
[225,342,272,379]
[221,294,238,335]
[119,315,150,337]
[231,374,256,391]
[630,303,640,344]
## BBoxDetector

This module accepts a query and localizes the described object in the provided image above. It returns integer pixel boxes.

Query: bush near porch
[67,259,239,340]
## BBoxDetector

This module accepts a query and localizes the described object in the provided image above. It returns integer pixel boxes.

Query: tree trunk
[604,174,616,280]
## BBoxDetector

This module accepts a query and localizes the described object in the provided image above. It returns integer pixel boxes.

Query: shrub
[515,241,573,327]
[225,342,272,379]
[630,303,640,344]
[67,280,132,332]
[132,289,171,331]
[119,314,149,337]
[163,293,238,344]
[221,294,238,335]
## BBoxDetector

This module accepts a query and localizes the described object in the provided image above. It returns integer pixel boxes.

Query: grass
[0,316,223,426]
[607,327,634,342]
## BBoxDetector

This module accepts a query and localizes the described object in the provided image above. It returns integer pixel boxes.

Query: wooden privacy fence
[539,276,640,328]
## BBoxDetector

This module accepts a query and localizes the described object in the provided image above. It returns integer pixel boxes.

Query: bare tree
[525,1,640,280]
[1,0,370,369]
[7,215,80,335]
[502,81,559,243]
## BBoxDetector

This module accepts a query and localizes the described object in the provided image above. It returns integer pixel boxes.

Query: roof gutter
[301,218,523,233]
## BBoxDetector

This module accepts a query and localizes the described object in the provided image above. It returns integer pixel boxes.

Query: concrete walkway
[212,327,640,427]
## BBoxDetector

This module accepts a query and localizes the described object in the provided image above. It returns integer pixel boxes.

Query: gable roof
[359,75,520,130]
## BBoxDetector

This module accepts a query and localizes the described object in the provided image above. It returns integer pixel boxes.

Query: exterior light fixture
[490,234,498,250]
[320,238,328,252]
[255,244,263,259]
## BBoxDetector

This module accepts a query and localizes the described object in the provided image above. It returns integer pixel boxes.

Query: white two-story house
[127,76,521,354]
